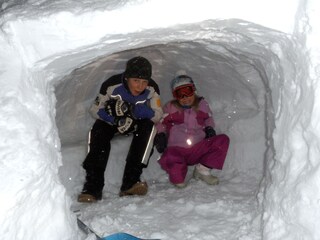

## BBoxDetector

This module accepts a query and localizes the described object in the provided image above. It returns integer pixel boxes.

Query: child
[78,56,162,202]
[154,71,229,188]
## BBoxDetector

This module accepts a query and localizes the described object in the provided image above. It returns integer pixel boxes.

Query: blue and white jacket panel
[90,73,163,124]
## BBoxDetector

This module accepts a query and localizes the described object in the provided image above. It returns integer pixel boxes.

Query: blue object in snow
[76,215,159,240]
[102,232,145,240]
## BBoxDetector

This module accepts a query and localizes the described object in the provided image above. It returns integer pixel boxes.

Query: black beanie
[124,56,152,80]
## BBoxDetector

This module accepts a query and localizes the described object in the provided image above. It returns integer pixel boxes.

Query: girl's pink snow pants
[158,134,230,184]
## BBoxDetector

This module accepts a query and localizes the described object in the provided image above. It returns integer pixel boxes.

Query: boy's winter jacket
[90,73,162,124]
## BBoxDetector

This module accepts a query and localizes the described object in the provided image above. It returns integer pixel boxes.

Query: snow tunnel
[52,18,298,231]
[3,1,318,239]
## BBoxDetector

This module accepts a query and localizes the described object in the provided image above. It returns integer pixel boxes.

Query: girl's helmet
[171,70,196,99]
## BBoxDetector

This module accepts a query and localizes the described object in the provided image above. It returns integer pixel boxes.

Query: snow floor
[65,145,262,240]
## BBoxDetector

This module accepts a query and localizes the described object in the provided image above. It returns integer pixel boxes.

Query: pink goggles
[173,85,195,99]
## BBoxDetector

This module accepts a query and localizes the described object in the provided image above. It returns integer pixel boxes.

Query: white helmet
[171,70,196,98]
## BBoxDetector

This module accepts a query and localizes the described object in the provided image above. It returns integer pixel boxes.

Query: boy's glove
[204,126,216,139]
[154,132,167,153]
[133,103,155,119]
[105,99,133,118]
[116,116,137,135]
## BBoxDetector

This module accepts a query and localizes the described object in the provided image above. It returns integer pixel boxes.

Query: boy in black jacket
[78,56,162,202]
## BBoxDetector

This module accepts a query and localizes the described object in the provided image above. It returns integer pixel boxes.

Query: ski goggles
[173,85,195,99]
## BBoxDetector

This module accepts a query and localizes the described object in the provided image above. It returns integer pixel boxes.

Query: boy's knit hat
[124,56,152,80]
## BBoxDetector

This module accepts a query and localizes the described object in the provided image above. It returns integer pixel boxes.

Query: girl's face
[178,94,196,107]
[173,84,196,107]
[127,78,149,96]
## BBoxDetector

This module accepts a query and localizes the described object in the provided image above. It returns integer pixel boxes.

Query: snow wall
[1,0,320,239]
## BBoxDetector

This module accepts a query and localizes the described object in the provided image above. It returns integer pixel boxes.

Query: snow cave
[1,1,320,239]
[55,20,288,238]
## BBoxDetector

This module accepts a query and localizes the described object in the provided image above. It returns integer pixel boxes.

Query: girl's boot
[193,164,219,185]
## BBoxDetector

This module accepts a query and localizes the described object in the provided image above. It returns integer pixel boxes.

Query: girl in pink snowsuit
[154,71,229,187]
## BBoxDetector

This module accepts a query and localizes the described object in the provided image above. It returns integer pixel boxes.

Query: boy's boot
[78,171,103,203]
[78,182,103,203]
[119,182,148,197]
[193,164,219,185]
[78,192,102,203]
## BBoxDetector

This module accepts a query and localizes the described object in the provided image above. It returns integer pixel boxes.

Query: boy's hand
[105,99,133,118]
[115,116,137,135]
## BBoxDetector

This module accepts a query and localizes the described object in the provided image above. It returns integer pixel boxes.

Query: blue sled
[77,217,159,240]
[102,232,158,240]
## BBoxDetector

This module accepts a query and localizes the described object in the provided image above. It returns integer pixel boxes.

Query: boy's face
[127,78,149,96]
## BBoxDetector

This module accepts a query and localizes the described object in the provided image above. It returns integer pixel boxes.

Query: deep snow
[1,0,320,240]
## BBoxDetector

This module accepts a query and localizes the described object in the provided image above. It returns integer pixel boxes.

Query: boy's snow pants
[82,119,154,196]
[158,134,229,184]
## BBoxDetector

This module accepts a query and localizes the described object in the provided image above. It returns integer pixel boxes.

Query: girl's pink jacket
[156,98,214,148]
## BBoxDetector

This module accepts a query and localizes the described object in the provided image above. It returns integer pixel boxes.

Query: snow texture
[1,0,320,239]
